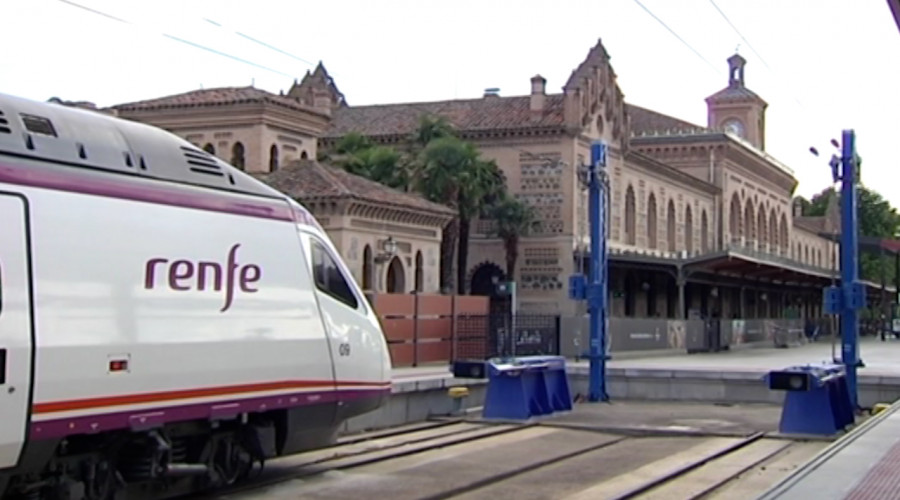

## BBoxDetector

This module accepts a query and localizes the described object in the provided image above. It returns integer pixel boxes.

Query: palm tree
[410,114,456,148]
[416,136,481,292]
[455,158,505,294]
[487,194,536,279]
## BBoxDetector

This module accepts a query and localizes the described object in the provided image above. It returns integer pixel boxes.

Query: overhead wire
[632,0,723,77]
[203,18,319,69]
[707,0,772,71]
[54,0,297,79]
[705,0,811,113]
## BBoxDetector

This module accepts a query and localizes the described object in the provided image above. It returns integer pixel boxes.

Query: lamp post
[569,140,610,402]
[814,131,865,410]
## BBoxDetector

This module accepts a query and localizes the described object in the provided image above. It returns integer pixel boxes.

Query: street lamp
[375,236,398,263]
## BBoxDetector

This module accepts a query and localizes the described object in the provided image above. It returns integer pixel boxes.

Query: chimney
[530,75,546,112]
[792,198,802,217]
[483,87,500,99]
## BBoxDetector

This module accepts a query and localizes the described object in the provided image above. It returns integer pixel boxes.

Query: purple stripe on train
[0,162,294,222]
[30,389,389,440]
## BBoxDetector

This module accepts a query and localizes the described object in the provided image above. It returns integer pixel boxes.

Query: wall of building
[722,165,792,254]
[325,215,443,294]
[792,226,837,270]
[612,162,716,257]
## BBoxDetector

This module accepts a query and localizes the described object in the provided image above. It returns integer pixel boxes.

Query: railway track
[185,419,823,500]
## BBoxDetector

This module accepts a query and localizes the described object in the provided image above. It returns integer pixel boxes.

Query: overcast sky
[2,0,896,205]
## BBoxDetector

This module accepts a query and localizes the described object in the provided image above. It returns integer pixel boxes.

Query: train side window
[311,241,358,309]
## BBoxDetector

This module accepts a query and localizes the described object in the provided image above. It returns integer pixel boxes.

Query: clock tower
[705,53,768,150]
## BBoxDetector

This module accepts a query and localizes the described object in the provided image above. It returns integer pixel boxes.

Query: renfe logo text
[144,244,262,312]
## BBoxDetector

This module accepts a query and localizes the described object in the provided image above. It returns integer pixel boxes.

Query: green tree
[804,185,900,282]
[416,136,487,292]
[409,114,456,148]
[455,158,506,294]
[331,133,409,189]
[487,194,536,278]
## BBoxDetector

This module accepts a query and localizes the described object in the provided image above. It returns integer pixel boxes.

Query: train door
[299,231,385,418]
[0,194,33,470]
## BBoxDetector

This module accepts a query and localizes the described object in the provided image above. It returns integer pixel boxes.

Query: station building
[106,39,879,323]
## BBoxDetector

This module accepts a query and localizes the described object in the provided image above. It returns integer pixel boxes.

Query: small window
[311,241,358,309]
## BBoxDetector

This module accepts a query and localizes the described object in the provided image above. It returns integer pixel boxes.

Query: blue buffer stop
[766,363,855,436]
[481,356,573,420]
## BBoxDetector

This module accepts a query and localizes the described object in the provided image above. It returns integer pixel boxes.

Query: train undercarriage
[2,408,338,500]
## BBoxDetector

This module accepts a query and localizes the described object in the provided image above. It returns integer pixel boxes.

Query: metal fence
[445,313,834,364]
[454,314,560,360]
[557,317,822,359]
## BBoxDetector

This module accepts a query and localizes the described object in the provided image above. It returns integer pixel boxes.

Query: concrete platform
[758,400,900,499]
[348,337,900,435]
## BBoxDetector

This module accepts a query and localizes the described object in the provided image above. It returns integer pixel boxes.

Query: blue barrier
[765,363,855,436]
[453,356,573,420]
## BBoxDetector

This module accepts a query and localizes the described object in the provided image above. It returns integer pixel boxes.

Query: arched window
[231,142,245,170]
[667,199,677,252]
[624,185,636,245]
[647,193,658,250]
[684,204,693,254]
[757,205,767,250]
[301,150,309,160]
[701,210,709,253]
[780,214,790,253]
[203,143,215,155]
[269,144,279,172]
[729,193,741,244]
[744,199,755,245]
[769,209,778,251]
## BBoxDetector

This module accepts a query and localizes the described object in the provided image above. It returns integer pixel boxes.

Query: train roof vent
[181,146,225,178]
[0,109,10,134]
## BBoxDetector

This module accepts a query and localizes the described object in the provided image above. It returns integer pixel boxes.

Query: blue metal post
[588,141,609,402]
[839,129,861,409]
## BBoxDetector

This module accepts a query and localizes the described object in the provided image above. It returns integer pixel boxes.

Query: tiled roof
[706,85,767,104]
[323,94,567,138]
[112,86,324,115]
[626,104,709,136]
[255,160,455,216]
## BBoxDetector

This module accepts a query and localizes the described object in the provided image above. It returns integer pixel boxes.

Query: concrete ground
[539,400,785,436]
[224,401,829,500]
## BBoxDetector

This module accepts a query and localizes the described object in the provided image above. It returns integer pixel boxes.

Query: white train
[0,92,392,499]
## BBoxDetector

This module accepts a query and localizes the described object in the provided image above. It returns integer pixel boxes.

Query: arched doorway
[362,245,373,291]
[470,262,508,316]
[469,262,506,297]
[386,256,405,293]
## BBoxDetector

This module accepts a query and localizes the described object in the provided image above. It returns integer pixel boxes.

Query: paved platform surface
[392,337,900,385]
[759,401,900,500]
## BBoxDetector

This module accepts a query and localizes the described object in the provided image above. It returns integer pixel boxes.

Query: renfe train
[0,92,393,499]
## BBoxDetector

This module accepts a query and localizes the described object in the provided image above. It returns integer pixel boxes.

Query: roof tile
[626,104,709,136]
[255,160,455,216]
[323,94,567,138]
[112,86,325,116]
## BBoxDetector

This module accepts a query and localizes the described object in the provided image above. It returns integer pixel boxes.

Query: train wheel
[212,437,252,486]
[84,459,116,500]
